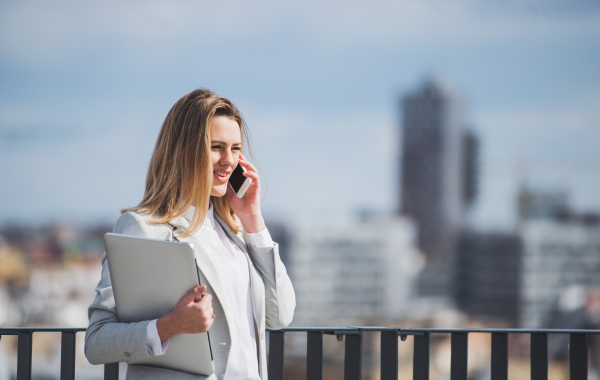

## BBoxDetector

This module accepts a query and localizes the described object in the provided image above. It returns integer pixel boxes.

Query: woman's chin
[210,184,228,198]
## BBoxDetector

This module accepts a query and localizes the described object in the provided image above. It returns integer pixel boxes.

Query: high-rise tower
[400,79,478,296]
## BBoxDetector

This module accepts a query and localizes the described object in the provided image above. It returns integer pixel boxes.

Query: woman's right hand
[156,285,214,343]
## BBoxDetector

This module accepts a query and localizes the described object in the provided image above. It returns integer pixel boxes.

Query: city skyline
[1,0,599,230]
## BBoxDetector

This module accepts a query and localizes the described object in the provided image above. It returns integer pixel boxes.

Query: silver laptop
[103,233,214,376]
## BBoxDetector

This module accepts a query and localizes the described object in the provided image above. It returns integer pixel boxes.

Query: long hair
[122,89,248,237]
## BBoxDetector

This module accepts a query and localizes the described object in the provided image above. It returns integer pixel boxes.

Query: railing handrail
[4,326,600,333]
[1,325,597,380]
[279,326,600,334]
[0,327,87,334]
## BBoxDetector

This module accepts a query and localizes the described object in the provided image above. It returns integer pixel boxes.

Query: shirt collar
[182,205,216,230]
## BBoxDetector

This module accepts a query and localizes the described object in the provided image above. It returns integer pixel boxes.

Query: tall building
[400,78,478,296]
[400,78,477,261]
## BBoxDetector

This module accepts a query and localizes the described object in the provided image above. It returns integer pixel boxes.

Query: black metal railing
[0,327,119,380]
[1,326,598,380]
[268,327,598,380]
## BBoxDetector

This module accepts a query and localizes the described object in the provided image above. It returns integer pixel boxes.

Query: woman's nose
[221,150,235,166]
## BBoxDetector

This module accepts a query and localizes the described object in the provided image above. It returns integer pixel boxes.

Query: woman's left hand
[227,153,266,234]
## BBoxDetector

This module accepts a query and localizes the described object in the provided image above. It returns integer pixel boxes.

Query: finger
[237,154,256,171]
[195,290,212,303]
[243,171,259,181]
[238,158,251,171]
[205,306,214,320]
[181,285,206,303]
[243,172,260,191]
[241,164,259,184]
[198,293,212,306]
[239,159,257,174]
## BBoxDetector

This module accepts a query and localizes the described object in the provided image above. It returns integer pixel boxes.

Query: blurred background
[1,0,599,378]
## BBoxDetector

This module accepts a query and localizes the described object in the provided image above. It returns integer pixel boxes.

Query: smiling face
[209,115,243,197]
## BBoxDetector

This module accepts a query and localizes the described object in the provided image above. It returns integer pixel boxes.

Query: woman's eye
[211,145,220,150]
[232,147,241,151]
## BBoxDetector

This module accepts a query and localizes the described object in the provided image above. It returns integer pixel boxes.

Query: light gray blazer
[85,211,295,380]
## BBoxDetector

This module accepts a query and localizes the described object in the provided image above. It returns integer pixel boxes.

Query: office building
[519,220,600,327]
[288,217,420,326]
[455,231,521,325]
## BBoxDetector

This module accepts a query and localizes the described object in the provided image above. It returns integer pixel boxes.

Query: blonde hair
[123,89,249,237]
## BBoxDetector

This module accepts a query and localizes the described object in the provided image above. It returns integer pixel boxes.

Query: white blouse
[145,206,273,380]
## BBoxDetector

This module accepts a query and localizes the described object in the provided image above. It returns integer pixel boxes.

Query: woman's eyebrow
[210,140,242,145]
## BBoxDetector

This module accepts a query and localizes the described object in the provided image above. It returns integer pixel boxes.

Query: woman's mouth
[213,170,230,183]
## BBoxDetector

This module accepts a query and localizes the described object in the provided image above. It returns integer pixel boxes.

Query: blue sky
[0,0,599,229]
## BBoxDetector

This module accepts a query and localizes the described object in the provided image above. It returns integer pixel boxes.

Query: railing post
[569,333,588,380]
[344,331,362,380]
[413,332,429,380]
[307,331,323,380]
[491,332,508,380]
[60,331,76,380]
[451,332,468,380]
[17,331,33,380]
[380,330,398,380]
[531,333,548,380]
[104,363,119,380]
[268,330,285,380]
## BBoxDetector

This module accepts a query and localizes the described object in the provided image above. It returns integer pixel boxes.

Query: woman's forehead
[210,116,241,143]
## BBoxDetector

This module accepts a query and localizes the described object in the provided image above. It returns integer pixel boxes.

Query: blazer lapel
[213,214,266,331]
[213,213,248,255]
[168,216,235,328]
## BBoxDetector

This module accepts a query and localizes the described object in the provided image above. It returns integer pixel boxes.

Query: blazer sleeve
[248,242,295,330]
[84,212,155,365]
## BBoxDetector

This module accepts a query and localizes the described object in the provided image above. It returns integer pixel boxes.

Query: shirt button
[124,352,131,358]
[276,271,282,278]
[260,332,265,340]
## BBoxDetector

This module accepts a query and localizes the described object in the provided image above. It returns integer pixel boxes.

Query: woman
[85,89,295,380]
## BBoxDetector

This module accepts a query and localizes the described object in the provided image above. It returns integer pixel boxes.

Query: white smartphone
[229,163,252,199]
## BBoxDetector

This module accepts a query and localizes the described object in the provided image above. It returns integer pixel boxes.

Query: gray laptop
[103,233,214,376]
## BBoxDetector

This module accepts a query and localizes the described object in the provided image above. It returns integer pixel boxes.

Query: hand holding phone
[228,163,253,199]
[227,153,265,233]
